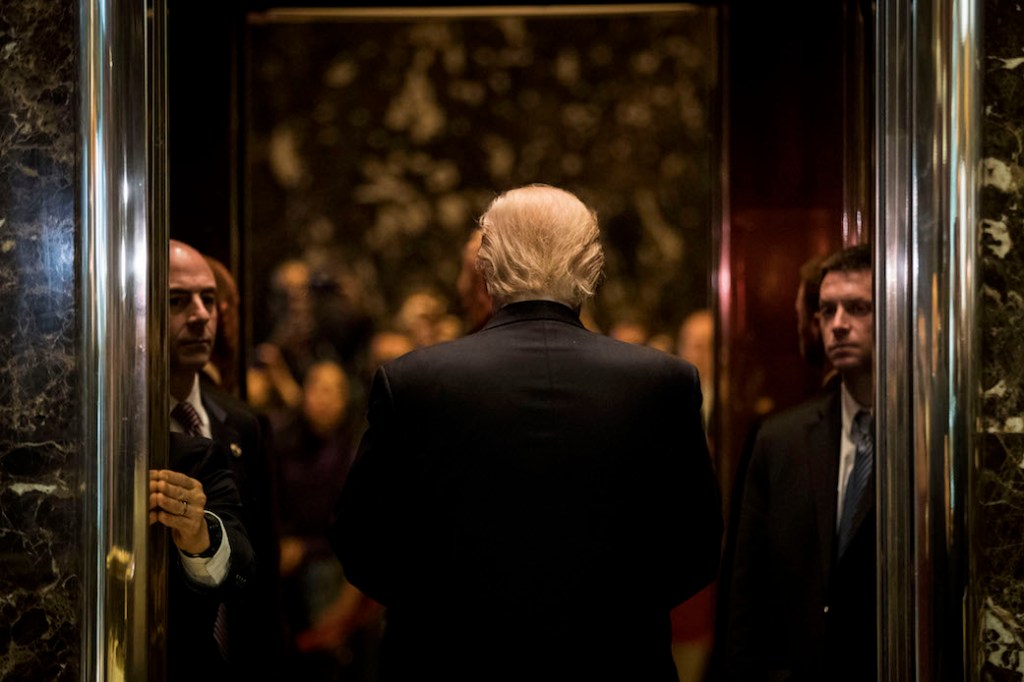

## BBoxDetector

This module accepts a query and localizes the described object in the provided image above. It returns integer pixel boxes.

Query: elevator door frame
[76,0,982,679]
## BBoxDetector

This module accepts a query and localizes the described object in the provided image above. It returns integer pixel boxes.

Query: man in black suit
[154,433,254,681]
[157,241,259,677]
[330,184,723,681]
[724,244,875,681]
[168,239,284,678]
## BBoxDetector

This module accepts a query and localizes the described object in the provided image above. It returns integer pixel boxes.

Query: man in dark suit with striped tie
[163,240,281,680]
[724,244,876,681]
[154,240,257,679]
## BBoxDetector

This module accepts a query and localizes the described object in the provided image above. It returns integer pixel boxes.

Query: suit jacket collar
[804,386,842,575]
[202,388,230,427]
[168,431,214,475]
[480,300,585,332]
[200,387,246,462]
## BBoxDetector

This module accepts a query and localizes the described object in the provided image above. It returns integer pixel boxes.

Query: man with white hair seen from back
[330,184,723,681]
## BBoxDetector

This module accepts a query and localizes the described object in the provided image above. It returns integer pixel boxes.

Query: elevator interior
[75,0,978,678]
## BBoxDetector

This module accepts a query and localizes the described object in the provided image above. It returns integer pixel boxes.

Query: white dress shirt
[170,376,212,438]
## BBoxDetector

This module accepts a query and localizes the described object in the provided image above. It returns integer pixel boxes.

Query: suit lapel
[168,432,211,476]
[202,391,244,460]
[805,390,841,577]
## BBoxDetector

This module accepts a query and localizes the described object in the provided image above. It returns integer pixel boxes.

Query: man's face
[169,245,217,378]
[818,269,873,376]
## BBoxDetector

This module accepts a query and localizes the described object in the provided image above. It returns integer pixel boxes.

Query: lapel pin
[230,443,243,458]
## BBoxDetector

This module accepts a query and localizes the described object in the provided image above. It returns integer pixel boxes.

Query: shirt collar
[170,375,211,436]
[185,375,202,409]
[480,300,584,332]
[840,381,872,437]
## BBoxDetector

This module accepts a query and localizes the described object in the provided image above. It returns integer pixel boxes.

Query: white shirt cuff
[178,511,232,587]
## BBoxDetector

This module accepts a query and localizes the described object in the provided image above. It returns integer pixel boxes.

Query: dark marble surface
[0,0,81,679]
[246,10,717,346]
[978,0,1024,678]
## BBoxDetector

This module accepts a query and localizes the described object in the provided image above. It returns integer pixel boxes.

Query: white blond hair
[476,185,604,308]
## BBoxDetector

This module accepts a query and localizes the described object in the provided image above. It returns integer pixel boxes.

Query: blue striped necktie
[838,409,874,556]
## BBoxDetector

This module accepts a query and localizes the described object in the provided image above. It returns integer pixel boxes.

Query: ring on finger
[180,498,188,516]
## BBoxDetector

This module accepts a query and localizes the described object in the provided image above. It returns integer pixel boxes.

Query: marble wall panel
[246,10,717,379]
[0,0,81,679]
[978,0,1024,679]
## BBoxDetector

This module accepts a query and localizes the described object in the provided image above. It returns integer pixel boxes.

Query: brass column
[79,0,168,678]
[875,0,980,679]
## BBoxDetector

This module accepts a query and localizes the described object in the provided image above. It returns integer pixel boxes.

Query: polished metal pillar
[147,1,171,679]
[80,0,167,678]
[875,0,980,679]
[945,4,981,678]
[876,2,915,674]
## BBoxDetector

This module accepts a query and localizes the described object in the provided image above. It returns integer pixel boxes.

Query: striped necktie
[172,401,203,437]
[838,409,874,556]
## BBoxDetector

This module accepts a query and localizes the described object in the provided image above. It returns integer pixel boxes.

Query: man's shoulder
[199,379,260,430]
[382,334,479,371]
[757,387,839,437]
[386,324,693,379]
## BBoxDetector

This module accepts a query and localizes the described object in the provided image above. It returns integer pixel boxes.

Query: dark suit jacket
[724,386,876,681]
[330,300,723,681]
[200,382,287,678]
[167,433,255,682]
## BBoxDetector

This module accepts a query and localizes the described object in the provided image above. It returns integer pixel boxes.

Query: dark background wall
[720,0,847,477]
[168,1,238,267]
[244,10,716,341]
